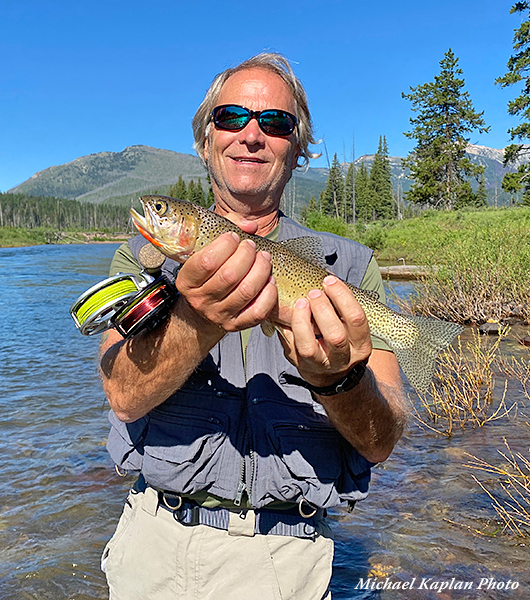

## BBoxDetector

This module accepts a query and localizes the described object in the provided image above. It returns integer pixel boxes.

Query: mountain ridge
[8,143,517,209]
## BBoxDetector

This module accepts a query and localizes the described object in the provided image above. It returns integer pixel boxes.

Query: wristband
[280,359,368,396]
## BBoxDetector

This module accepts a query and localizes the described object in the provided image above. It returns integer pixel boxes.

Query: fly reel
[70,245,178,338]
[70,274,142,336]
[111,276,177,338]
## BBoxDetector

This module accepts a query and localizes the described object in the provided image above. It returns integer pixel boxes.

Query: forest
[0,192,132,232]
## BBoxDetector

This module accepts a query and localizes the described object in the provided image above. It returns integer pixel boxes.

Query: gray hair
[192,52,320,169]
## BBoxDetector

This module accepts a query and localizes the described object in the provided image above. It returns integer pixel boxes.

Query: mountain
[8,146,209,204]
[8,143,517,212]
[8,145,330,217]
[463,144,516,204]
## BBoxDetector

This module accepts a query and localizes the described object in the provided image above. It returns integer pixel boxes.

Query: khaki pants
[102,487,334,600]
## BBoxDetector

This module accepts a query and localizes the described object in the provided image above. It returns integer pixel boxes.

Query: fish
[130,195,464,394]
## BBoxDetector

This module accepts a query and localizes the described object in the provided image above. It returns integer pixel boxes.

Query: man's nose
[238,116,265,144]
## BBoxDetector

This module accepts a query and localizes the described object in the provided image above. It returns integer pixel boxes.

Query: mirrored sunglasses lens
[259,110,296,136]
[214,106,249,131]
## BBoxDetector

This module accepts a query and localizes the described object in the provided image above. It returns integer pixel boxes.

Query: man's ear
[291,146,301,170]
[203,136,209,162]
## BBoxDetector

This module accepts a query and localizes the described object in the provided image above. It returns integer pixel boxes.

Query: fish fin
[345,282,380,302]
[385,316,464,395]
[279,237,327,269]
[260,320,276,338]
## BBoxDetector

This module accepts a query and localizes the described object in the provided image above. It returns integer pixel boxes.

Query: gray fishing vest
[106,215,375,509]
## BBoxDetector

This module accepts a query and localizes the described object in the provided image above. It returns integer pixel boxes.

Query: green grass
[349,207,530,264]
[307,207,530,324]
[0,227,51,247]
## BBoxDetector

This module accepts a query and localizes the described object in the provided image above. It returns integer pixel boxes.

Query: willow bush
[412,327,517,436]
[466,437,530,538]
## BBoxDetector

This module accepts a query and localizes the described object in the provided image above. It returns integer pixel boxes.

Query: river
[0,244,528,599]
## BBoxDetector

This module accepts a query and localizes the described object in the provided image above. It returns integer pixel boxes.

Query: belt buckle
[174,503,200,526]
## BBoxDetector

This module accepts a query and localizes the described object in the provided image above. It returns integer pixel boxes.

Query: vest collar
[277,213,338,262]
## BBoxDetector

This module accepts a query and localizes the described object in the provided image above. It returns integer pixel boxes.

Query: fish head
[130,195,199,262]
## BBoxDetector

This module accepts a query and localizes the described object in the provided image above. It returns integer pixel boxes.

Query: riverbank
[0,227,131,248]
[304,206,530,264]
[304,206,530,324]
[360,206,530,264]
[5,206,530,257]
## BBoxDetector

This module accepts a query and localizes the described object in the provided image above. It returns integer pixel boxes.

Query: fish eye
[154,201,167,215]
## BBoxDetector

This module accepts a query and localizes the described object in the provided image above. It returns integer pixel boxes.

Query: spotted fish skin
[130,195,464,394]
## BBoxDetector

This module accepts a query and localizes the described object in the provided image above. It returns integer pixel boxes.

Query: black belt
[133,475,326,539]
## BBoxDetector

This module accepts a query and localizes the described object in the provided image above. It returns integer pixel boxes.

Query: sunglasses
[211,104,298,137]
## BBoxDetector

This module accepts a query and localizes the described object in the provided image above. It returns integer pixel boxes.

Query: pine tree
[195,178,207,207]
[206,174,215,207]
[186,180,201,205]
[354,162,373,222]
[402,49,490,210]
[474,174,489,209]
[169,175,188,200]
[320,153,344,218]
[369,136,395,219]
[343,162,355,222]
[501,172,522,206]
[187,180,196,203]
[300,195,319,225]
[496,2,530,204]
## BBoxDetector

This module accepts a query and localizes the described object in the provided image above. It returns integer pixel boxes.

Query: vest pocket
[251,419,344,508]
[248,394,373,508]
[106,412,149,472]
[142,405,229,493]
[271,422,342,480]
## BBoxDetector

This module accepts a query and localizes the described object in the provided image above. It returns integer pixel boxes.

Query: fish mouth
[130,207,165,249]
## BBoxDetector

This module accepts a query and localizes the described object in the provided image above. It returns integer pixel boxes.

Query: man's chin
[220,177,272,201]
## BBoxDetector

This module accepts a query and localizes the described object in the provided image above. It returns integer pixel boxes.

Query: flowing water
[0,245,528,599]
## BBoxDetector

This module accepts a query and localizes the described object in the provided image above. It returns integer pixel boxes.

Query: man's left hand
[277,275,372,389]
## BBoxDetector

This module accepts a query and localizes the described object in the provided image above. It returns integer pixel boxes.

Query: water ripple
[0,245,528,599]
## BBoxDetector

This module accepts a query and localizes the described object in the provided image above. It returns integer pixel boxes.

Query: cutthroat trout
[130,195,464,394]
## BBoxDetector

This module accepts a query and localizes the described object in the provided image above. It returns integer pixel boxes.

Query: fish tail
[386,315,464,395]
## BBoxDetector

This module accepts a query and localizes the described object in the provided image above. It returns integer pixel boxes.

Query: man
[99,53,407,600]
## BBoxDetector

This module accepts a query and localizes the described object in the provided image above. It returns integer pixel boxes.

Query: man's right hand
[100,215,278,422]
[176,231,278,333]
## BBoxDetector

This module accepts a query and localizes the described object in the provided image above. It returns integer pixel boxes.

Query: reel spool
[71,244,177,338]
[70,274,141,336]
[112,276,178,338]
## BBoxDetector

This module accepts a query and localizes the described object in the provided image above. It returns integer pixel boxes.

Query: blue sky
[0,1,521,192]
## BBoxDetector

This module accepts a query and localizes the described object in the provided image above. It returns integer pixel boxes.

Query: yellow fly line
[75,278,138,326]
[70,274,141,335]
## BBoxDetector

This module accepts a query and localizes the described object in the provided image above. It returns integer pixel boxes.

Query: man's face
[204,68,301,211]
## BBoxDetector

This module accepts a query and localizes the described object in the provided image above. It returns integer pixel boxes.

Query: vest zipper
[234,430,249,506]
[238,433,256,507]
[234,331,255,506]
